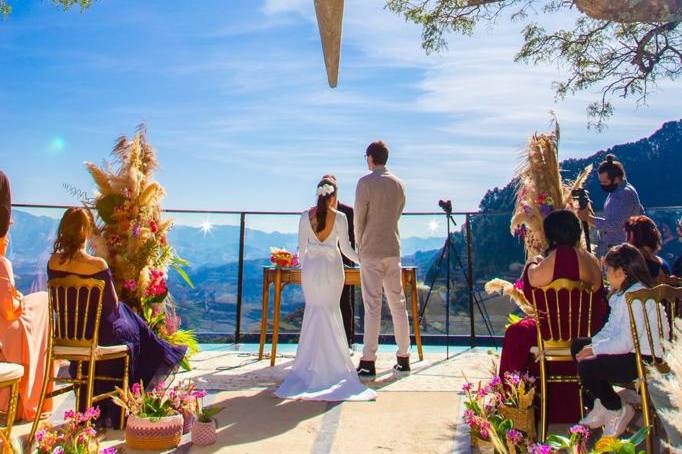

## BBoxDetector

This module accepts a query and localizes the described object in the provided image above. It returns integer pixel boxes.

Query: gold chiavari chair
[0,362,22,451]
[530,278,595,442]
[28,276,130,445]
[625,284,682,454]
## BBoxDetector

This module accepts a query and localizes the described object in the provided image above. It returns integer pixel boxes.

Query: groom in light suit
[355,141,411,379]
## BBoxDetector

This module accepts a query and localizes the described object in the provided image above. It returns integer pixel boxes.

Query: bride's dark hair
[315,177,337,232]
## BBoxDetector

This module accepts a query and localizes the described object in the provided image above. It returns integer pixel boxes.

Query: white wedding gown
[274,210,377,401]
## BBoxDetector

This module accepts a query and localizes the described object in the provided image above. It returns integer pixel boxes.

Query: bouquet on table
[35,407,116,454]
[270,247,299,268]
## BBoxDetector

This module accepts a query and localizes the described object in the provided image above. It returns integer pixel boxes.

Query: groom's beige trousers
[360,256,411,361]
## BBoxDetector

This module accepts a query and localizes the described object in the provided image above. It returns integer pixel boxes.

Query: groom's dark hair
[366,141,389,165]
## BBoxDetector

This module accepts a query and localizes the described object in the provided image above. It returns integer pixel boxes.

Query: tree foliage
[1,0,92,17]
[386,0,682,130]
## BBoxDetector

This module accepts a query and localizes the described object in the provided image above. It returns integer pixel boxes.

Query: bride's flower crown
[316,184,335,197]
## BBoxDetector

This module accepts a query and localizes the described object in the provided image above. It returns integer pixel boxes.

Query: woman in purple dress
[47,208,187,426]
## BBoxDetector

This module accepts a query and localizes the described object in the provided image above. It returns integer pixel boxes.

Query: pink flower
[463,409,475,423]
[192,390,208,399]
[513,279,524,291]
[132,383,142,397]
[101,448,118,454]
[504,372,522,386]
[462,382,472,392]
[36,428,46,442]
[506,428,524,446]
[528,443,553,454]
[63,409,75,420]
[489,376,502,387]
[132,224,141,238]
[570,424,590,439]
[52,447,64,454]
[149,220,158,233]
[122,279,138,292]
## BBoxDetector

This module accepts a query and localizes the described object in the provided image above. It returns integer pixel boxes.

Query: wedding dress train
[274,210,376,401]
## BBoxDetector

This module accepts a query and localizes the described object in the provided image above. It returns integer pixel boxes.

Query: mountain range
[6,120,682,338]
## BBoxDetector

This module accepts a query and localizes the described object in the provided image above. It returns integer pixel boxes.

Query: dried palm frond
[138,182,165,206]
[85,162,113,193]
[484,278,535,316]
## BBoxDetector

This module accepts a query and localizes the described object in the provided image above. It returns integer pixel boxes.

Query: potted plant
[492,371,537,440]
[191,404,223,446]
[462,380,515,453]
[34,407,117,454]
[168,380,207,434]
[113,381,183,451]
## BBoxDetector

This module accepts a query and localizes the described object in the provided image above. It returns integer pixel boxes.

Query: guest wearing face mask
[577,154,644,256]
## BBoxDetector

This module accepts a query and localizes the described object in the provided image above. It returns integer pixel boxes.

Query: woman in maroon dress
[499,210,608,423]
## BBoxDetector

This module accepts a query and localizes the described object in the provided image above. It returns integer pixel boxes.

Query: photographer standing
[577,154,644,256]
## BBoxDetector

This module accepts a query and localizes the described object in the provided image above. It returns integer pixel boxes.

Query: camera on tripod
[438,199,453,214]
[571,188,591,210]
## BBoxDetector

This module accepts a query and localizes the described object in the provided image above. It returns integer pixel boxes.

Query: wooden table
[258,266,424,366]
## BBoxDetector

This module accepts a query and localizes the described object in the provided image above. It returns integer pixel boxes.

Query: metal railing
[9,203,682,346]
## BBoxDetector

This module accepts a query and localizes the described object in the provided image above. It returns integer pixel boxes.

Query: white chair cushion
[530,346,572,357]
[0,362,24,382]
[54,344,129,358]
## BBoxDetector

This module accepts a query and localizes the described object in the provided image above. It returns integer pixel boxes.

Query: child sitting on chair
[570,243,669,437]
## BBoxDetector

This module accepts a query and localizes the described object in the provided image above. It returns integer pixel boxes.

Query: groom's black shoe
[356,360,376,381]
[393,356,411,375]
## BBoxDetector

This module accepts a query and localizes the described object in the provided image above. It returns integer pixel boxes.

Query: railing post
[235,213,246,344]
[466,213,475,346]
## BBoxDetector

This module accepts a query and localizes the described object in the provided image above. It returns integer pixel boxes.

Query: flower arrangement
[35,407,116,454]
[463,371,650,453]
[509,117,592,259]
[84,125,197,363]
[270,247,299,268]
[112,381,175,419]
[488,117,592,316]
[168,380,207,415]
[493,372,536,410]
[462,379,514,452]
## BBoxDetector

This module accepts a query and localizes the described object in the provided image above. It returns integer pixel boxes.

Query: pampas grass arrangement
[648,319,682,448]
[85,125,197,363]
[486,115,592,315]
[509,116,592,259]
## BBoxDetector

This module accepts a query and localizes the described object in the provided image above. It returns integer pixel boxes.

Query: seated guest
[572,243,668,437]
[0,231,52,421]
[499,210,608,423]
[624,215,674,284]
[47,208,187,427]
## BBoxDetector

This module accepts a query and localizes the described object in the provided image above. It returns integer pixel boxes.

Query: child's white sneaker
[579,398,608,429]
[602,404,635,437]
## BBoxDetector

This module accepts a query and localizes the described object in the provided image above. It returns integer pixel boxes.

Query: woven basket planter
[125,413,183,451]
[191,419,218,446]
[500,405,536,440]
[471,436,495,453]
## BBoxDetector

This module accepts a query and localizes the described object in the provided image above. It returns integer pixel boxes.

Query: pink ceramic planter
[191,419,218,446]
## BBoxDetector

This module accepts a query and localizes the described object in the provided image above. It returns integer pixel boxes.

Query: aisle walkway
[11,346,497,453]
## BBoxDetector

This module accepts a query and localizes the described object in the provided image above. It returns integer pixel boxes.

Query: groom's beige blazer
[354,165,406,259]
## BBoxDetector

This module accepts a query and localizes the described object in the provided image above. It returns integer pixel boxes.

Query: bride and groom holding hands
[275,141,411,401]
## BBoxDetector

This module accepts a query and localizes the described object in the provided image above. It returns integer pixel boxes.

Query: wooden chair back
[625,285,680,372]
[47,276,106,349]
[531,278,594,354]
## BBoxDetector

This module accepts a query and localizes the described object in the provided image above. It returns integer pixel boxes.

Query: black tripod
[419,200,494,358]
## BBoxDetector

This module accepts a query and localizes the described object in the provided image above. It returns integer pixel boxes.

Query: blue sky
[1,0,680,235]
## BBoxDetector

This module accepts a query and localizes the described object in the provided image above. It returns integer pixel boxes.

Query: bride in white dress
[275,177,377,401]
